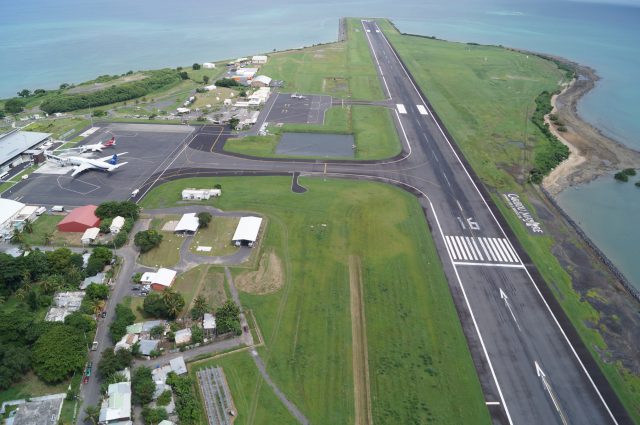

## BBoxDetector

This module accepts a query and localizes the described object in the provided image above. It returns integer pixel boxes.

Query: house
[115,333,139,352]
[251,75,272,88]
[140,268,177,291]
[181,188,221,200]
[174,213,199,234]
[170,356,187,375]
[235,67,258,78]
[202,62,216,69]
[81,227,100,244]
[248,87,271,104]
[203,313,216,338]
[174,328,192,345]
[110,216,125,234]
[158,421,175,425]
[10,396,64,425]
[57,205,100,232]
[45,291,85,322]
[139,340,160,356]
[232,216,263,247]
[99,382,131,424]
[252,55,268,64]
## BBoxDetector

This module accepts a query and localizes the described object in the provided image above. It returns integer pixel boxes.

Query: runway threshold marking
[416,104,429,115]
[396,104,407,114]
[444,236,521,265]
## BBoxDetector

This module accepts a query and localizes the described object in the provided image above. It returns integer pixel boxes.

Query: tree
[229,117,240,129]
[59,83,70,90]
[150,324,164,339]
[179,71,189,80]
[89,298,105,316]
[202,75,210,84]
[86,283,110,301]
[86,247,113,276]
[190,295,208,320]
[110,303,136,342]
[142,406,168,425]
[216,300,242,335]
[215,78,240,88]
[17,89,31,98]
[84,404,100,425]
[162,288,185,319]
[166,373,201,424]
[132,366,156,405]
[40,274,63,295]
[64,311,96,334]
[191,325,204,344]
[134,230,163,253]
[4,98,26,114]
[143,292,169,318]
[10,229,25,245]
[98,348,132,379]
[0,345,32,390]
[34,89,46,96]
[23,219,33,234]
[95,201,140,220]
[33,324,87,383]
[192,63,201,70]
[156,389,172,406]
[197,212,212,228]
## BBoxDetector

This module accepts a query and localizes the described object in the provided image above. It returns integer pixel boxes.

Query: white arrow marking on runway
[535,361,569,425]
[500,288,521,331]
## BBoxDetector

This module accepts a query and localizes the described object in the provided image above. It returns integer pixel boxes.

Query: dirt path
[349,256,373,425]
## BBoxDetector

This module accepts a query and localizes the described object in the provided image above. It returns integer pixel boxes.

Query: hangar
[57,205,100,232]
[232,216,263,247]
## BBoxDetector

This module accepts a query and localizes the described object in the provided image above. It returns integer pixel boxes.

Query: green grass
[173,266,208,317]
[21,215,63,246]
[59,373,82,425]
[0,372,69,404]
[25,117,90,139]
[378,20,640,422]
[224,105,400,160]
[259,18,382,100]
[190,352,298,425]
[190,217,240,256]
[196,267,228,310]
[138,216,183,268]
[142,176,490,424]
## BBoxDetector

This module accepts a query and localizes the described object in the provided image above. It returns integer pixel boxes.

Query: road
[129,20,631,425]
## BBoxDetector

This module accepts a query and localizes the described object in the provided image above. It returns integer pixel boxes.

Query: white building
[174,212,199,234]
[0,130,51,172]
[232,216,263,247]
[251,75,272,88]
[236,67,259,78]
[141,268,177,291]
[174,328,192,345]
[81,227,100,245]
[203,313,216,338]
[248,87,271,104]
[99,382,131,424]
[110,216,125,234]
[170,356,188,375]
[202,62,216,69]
[252,55,268,64]
[203,84,217,91]
[0,198,25,239]
[181,188,221,200]
[45,291,85,322]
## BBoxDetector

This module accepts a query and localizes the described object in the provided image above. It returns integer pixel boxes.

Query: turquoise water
[2,0,639,287]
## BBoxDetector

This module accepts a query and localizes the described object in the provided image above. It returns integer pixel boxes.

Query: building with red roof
[57,205,100,232]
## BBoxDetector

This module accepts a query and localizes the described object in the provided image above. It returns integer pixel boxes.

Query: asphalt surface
[12,20,630,425]
[130,20,629,424]
[265,93,332,124]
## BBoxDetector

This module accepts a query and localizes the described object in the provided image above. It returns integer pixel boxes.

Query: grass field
[138,216,183,268]
[21,214,63,246]
[259,18,383,101]
[224,105,400,160]
[25,117,90,139]
[189,216,240,257]
[378,19,640,422]
[142,176,491,424]
[190,352,298,425]
[0,372,69,405]
[172,266,208,317]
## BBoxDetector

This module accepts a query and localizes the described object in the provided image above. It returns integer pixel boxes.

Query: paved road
[129,20,631,425]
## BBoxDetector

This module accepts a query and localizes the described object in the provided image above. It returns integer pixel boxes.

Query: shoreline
[531,54,640,195]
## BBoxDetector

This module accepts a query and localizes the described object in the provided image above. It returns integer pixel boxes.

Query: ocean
[2,0,639,287]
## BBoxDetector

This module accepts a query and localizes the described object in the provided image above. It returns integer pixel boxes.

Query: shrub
[166,373,201,424]
[134,230,163,253]
[132,366,155,405]
[197,212,212,228]
[622,168,636,176]
[109,303,135,342]
[4,98,25,114]
[156,389,172,406]
[557,126,567,132]
[215,78,240,88]
[614,172,629,182]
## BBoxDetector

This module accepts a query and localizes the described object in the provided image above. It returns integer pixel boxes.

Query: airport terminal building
[0,129,52,175]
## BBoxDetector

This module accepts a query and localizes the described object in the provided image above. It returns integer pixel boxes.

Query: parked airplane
[63,136,116,153]
[45,151,128,177]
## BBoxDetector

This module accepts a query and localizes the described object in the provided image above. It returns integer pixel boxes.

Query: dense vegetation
[143,288,185,320]
[132,366,156,405]
[529,91,570,183]
[134,230,163,253]
[614,168,636,182]
[109,303,136,342]
[39,69,180,113]
[85,246,113,277]
[95,201,141,221]
[215,300,241,335]
[166,372,201,424]
[32,324,87,383]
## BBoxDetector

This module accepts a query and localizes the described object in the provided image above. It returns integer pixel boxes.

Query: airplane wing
[108,162,128,171]
[97,152,127,162]
[71,163,93,177]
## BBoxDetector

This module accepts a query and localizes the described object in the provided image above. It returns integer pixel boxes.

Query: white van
[35,206,47,216]
[51,205,65,212]
[0,172,8,180]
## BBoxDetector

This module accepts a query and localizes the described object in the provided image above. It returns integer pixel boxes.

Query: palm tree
[10,229,24,245]
[43,231,53,246]
[84,404,100,425]
[23,218,33,234]
[40,275,62,295]
[90,299,105,317]
[161,287,177,303]
[164,292,185,319]
[193,295,207,312]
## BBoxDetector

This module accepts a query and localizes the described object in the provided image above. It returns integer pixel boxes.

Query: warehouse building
[141,268,177,291]
[174,212,199,234]
[0,130,52,174]
[181,188,221,200]
[251,75,272,88]
[0,199,40,239]
[57,205,100,232]
[202,62,216,69]
[232,216,263,247]
[252,55,268,64]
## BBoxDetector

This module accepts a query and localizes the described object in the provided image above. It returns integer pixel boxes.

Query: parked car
[132,286,140,291]
[83,376,89,384]
[101,311,107,318]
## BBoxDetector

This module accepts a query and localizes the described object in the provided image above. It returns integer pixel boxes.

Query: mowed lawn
[378,20,640,420]
[224,105,400,160]
[190,352,298,425]
[138,216,183,268]
[142,176,490,424]
[259,18,383,100]
[189,216,240,257]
